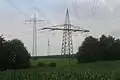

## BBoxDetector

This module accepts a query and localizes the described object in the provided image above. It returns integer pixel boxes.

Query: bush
[38,62,46,67]
[48,62,56,67]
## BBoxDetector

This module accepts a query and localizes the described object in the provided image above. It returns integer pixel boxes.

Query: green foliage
[1,58,120,79]
[77,36,99,62]
[0,69,120,80]
[31,58,77,67]
[38,62,46,67]
[48,62,56,67]
[77,35,120,62]
[0,35,31,70]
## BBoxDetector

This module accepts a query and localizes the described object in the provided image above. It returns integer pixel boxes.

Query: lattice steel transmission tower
[39,9,90,56]
[39,9,90,71]
[47,37,50,56]
[61,9,73,56]
[25,14,44,56]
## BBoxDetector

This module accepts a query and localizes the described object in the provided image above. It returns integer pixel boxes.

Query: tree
[109,39,120,60]
[77,35,120,63]
[0,35,8,70]
[9,39,31,69]
[77,36,99,62]
[0,36,31,70]
[99,35,115,60]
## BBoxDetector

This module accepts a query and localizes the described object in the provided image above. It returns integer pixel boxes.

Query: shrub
[38,62,46,67]
[48,62,56,67]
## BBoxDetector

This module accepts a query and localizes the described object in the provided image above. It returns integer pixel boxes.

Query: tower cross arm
[25,20,33,24]
[39,27,90,32]
[25,19,44,24]
[37,20,44,22]
[70,24,90,32]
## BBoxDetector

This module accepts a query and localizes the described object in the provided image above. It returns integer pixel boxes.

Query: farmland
[1,58,120,80]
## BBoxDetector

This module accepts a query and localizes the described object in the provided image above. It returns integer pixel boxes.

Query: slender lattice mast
[39,8,90,71]
[61,9,73,56]
[39,9,89,56]
[25,14,44,56]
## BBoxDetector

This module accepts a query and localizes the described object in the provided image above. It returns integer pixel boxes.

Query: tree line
[0,35,31,71]
[77,35,120,62]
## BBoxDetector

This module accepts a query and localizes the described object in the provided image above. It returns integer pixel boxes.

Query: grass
[31,58,77,67]
[1,58,120,79]
[30,58,120,72]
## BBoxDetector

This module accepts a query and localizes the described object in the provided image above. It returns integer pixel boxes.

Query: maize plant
[0,70,120,80]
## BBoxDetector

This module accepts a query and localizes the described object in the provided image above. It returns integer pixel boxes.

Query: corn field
[0,70,120,80]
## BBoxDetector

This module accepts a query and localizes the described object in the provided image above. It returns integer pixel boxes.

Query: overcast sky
[0,0,120,56]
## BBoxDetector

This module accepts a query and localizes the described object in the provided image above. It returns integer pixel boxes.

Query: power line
[74,0,80,18]
[25,0,54,26]
[91,0,97,16]
[71,0,81,19]
[4,0,30,18]
[26,2,58,36]
[72,0,101,17]
[91,0,101,17]
[33,7,54,26]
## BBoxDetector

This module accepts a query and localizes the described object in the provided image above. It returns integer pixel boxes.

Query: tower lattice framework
[39,9,90,57]
[61,9,73,56]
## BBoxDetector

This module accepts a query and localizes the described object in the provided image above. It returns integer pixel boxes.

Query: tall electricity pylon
[47,37,50,56]
[40,9,89,56]
[61,9,73,56]
[39,8,90,71]
[25,14,44,56]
